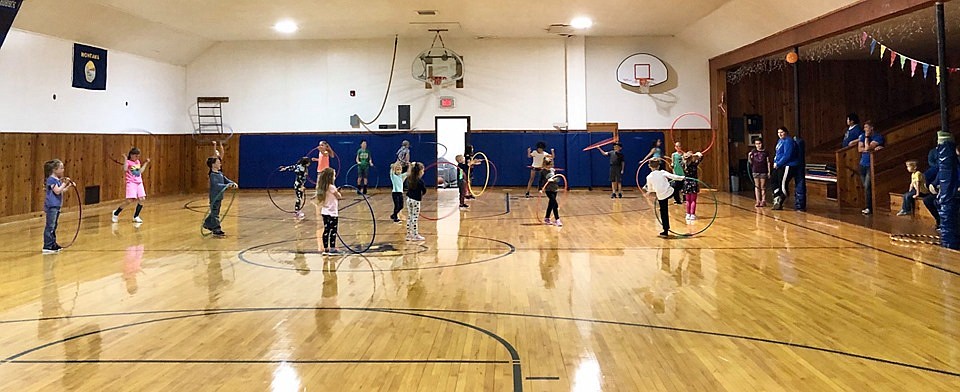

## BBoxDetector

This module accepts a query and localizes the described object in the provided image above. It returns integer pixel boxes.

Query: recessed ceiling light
[570,17,593,29]
[273,20,299,34]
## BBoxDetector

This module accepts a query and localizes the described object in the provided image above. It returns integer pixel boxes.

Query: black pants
[923,193,941,226]
[671,180,683,203]
[322,215,339,249]
[773,165,797,201]
[658,196,671,233]
[545,191,559,219]
[391,192,403,220]
[204,199,222,231]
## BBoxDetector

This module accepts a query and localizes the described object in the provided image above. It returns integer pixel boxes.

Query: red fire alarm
[439,96,455,108]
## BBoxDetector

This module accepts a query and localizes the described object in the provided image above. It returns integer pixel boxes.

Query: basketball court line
[2,306,957,380]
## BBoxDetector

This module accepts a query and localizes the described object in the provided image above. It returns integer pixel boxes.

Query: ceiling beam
[710,0,939,70]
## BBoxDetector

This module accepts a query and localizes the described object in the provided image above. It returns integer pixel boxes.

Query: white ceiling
[13,0,731,64]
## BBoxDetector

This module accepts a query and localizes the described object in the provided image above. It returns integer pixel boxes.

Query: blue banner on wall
[73,43,108,90]
[0,0,23,51]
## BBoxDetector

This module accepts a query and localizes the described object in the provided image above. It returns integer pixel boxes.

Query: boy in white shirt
[644,159,687,237]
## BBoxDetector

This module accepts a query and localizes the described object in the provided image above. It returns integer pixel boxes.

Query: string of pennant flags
[861,31,959,85]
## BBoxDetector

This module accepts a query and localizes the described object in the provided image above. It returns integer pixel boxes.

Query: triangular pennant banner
[937,66,941,85]
[911,60,918,76]
[923,63,930,78]
[900,55,907,69]
[870,39,877,55]
[880,44,887,58]
[890,51,897,67]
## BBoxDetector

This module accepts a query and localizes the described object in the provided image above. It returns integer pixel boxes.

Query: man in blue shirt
[772,127,801,210]
[842,113,863,148]
[857,121,885,214]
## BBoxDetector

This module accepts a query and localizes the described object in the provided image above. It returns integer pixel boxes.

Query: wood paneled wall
[0,133,239,220]
[726,60,960,166]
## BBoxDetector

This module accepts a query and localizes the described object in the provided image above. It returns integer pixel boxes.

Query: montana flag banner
[0,0,23,51]
[73,43,108,90]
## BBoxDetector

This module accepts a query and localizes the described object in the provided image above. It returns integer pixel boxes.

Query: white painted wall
[186,37,570,132]
[585,36,711,129]
[0,29,188,134]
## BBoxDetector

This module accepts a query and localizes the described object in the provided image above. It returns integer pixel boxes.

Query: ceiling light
[570,17,593,29]
[273,20,299,34]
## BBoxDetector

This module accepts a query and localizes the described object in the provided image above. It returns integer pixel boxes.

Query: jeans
[204,198,222,231]
[860,165,872,209]
[43,206,60,249]
[902,189,926,212]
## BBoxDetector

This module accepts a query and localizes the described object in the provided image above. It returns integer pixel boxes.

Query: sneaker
[617,193,623,199]
[466,195,476,200]
[659,231,669,237]
[611,193,616,199]
[544,218,552,225]
[413,235,426,241]
[459,204,469,209]
[405,236,414,241]
[111,211,119,223]
[328,249,345,256]
[525,192,531,198]
[321,250,330,256]
[897,210,908,216]
[393,219,402,224]
[674,201,683,205]
[212,230,226,237]
[862,208,872,215]
[689,214,697,220]
[132,216,143,223]
[554,219,563,227]
[41,248,60,254]
[295,211,305,220]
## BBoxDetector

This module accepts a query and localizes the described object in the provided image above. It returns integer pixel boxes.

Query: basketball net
[637,78,651,94]
[431,76,447,88]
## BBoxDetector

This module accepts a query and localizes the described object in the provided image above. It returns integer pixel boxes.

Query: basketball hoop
[636,78,652,94]
[430,76,447,88]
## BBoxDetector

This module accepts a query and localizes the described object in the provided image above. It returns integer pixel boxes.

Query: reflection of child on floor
[123,245,144,295]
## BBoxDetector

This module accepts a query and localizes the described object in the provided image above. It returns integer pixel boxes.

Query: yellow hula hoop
[468,151,492,197]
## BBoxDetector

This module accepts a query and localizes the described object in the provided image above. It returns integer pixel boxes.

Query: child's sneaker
[611,193,616,199]
[132,216,143,223]
[617,193,623,198]
[897,210,908,216]
[659,231,669,237]
[459,204,469,209]
[41,248,60,254]
[413,235,426,241]
[689,214,697,220]
[328,249,345,256]
[862,208,872,215]
[111,211,119,223]
[544,218,552,225]
[321,250,330,256]
[525,192,531,198]
[212,230,226,237]
[554,219,563,227]
[405,236,414,241]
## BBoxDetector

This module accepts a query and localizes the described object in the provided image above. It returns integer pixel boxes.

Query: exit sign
[439,96,455,109]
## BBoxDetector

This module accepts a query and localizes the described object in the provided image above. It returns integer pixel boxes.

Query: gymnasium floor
[1,188,959,391]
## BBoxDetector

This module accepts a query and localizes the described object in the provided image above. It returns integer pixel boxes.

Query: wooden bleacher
[889,191,936,224]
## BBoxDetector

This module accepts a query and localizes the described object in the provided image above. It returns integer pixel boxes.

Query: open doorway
[435,116,470,188]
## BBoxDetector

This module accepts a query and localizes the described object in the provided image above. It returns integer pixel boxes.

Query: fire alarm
[439,96,455,109]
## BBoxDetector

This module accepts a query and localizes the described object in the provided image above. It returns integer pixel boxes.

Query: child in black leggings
[389,162,407,223]
[316,167,343,255]
[279,157,311,219]
[540,158,562,227]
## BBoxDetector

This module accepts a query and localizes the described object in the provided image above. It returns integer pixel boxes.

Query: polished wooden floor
[1,187,959,391]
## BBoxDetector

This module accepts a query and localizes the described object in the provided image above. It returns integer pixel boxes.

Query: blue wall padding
[239,131,664,189]
[468,131,665,188]
[239,133,436,189]
[937,140,959,249]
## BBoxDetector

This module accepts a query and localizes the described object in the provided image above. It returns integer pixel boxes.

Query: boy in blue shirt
[772,127,800,210]
[857,121,885,214]
[42,159,75,253]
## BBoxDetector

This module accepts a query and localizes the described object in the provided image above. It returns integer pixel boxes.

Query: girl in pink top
[312,141,336,190]
[112,147,151,224]
[316,167,343,255]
